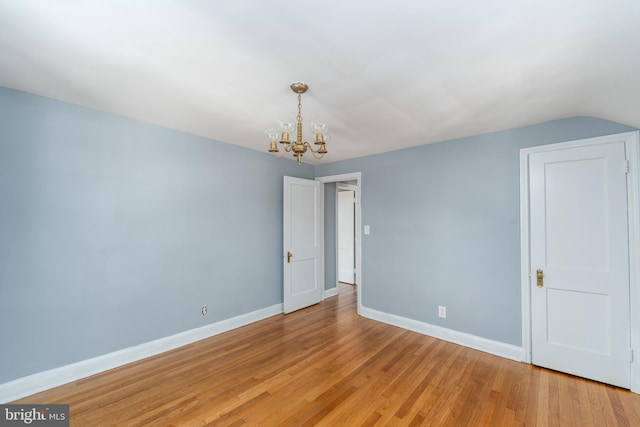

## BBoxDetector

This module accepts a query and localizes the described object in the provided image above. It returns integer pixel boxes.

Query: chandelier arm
[310,150,325,160]
[304,142,325,160]
[272,151,287,159]
[304,142,319,153]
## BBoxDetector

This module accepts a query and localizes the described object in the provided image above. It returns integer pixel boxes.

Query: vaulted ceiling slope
[1,0,639,163]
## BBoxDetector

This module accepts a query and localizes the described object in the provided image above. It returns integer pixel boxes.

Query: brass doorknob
[536,269,544,288]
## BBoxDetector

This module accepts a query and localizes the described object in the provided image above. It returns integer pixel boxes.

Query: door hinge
[630,349,634,363]
[623,160,630,174]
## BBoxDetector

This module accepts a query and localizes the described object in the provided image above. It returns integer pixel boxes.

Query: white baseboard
[0,303,283,403]
[359,306,524,362]
[324,287,339,299]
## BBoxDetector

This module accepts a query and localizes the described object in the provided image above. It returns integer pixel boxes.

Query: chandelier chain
[297,93,303,124]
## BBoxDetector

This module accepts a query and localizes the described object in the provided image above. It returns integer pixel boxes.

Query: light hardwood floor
[14,283,640,426]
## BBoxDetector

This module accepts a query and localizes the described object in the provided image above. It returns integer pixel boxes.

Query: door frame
[519,131,640,392]
[316,172,362,315]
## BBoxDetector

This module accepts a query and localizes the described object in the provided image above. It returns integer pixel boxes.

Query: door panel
[291,259,318,295]
[291,184,317,249]
[529,141,630,388]
[283,176,323,313]
[544,157,608,269]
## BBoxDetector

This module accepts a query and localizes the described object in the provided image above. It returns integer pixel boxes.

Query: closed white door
[283,176,323,313]
[529,139,630,388]
[338,190,355,284]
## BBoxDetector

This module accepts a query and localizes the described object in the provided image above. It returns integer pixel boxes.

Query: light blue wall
[315,117,636,346]
[0,87,313,383]
[2,85,636,385]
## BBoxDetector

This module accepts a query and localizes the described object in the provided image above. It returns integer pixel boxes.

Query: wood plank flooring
[13,283,640,426]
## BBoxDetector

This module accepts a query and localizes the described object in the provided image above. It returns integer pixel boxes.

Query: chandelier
[265,82,328,164]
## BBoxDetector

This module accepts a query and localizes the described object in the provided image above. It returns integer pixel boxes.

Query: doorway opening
[316,172,362,314]
[337,182,357,286]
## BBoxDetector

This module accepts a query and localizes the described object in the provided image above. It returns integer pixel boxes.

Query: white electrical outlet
[438,305,446,318]
[201,305,207,316]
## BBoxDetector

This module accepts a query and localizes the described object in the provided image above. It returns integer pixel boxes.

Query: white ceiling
[1,0,639,164]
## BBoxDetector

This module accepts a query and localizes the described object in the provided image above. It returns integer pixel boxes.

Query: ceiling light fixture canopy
[265,82,328,164]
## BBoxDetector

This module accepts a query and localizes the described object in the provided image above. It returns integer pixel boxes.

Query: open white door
[528,137,631,388]
[283,176,323,313]
[338,190,355,284]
